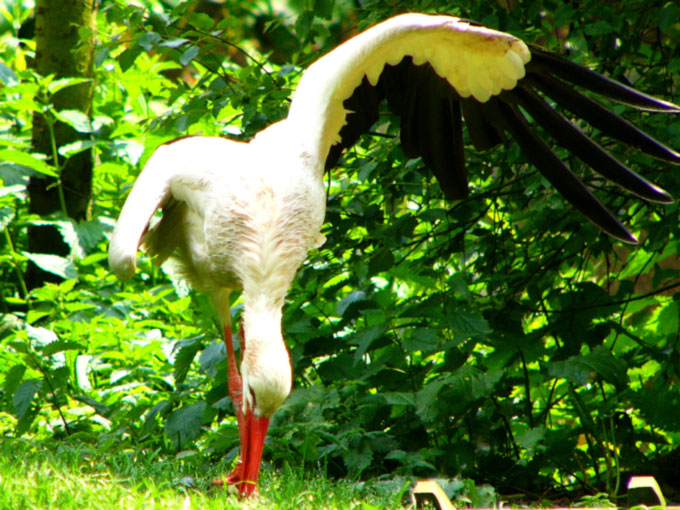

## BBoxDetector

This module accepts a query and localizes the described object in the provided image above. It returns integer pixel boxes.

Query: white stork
[108,13,679,496]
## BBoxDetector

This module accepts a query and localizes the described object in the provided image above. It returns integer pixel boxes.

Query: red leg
[213,323,246,485]
[213,321,269,497]
[225,323,244,428]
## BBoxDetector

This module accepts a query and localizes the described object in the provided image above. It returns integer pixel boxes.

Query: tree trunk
[26,0,96,289]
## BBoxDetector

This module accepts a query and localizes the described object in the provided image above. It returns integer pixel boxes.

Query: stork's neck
[251,120,325,179]
[240,292,292,418]
[242,292,285,339]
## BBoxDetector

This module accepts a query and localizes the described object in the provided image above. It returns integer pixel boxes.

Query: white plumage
[108,13,679,497]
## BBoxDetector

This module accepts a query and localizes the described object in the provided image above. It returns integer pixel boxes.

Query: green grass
[0,438,409,509]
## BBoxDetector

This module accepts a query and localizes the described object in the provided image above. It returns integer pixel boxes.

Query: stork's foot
[211,462,259,497]
[211,412,270,498]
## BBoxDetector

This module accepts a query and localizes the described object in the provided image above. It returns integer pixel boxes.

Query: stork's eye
[248,386,257,406]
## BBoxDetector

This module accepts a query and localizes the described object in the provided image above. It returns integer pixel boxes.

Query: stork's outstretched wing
[288,13,679,243]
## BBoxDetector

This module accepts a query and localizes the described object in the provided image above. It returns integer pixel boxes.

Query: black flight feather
[323,43,679,243]
[526,71,680,165]
[527,46,680,112]
[508,85,673,203]
[461,98,505,151]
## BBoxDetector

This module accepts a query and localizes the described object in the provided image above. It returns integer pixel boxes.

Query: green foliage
[0,0,679,502]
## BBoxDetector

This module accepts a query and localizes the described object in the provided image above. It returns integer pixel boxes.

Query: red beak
[235,410,270,497]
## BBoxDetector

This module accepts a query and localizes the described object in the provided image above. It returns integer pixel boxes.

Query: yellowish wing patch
[363,18,531,102]
[288,13,532,165]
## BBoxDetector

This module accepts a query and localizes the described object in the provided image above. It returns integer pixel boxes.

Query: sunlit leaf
[42,340,83,356]
[0,149,57,177]
[0,61,18,86]
[22,252,77,279]
[47,77,91,95]
[58,139,98,157]
[56,109,93,133]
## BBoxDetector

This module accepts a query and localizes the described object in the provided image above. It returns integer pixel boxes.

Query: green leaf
[180,45,200,66]
[25,324,58,346]
[295,10,314,40]
[75,355,92,391]
[47,77,91,95]
[659,4,679,33]
[56,109,93,133]
[316,353,365,381]
[42,340,83,356]
[164,401,207,449]
[402,328,440,353]
[27,218,88,257]
[0,206,15,230]
[159,38,189,49]
[553,4,575,28]
[0,184,26,198]
[73,394,110,416]
[3,364,26,400]
[447,308,490,339]
[342,442,372,477]
[382,392,415,408]
[368,248,394,275]
[656,301,679,336]
[75,219,110,252]
[136,31,161,51]
[579,348,627,387]
[199,341,226,378]
[545,357,590,385]
[143,400,171,436]
[388,264,437,288]
[22,252,77,280]
[187,12,214,31]
[314,0,334,19]
[546,347,627,387]
[13,379,42,420]
[632,387,680,432]
[584,20,613,36]
[0,61,18,86]
[0,149,58,177]
[468,483,497,508]
[337,290,366,316]
[58,139,98,158]
[119,49,141,72]
[350,324,387,360]
[173,338,202,384]
[415,377,447,424]
[94,47,109,67]
[516,426,546,454]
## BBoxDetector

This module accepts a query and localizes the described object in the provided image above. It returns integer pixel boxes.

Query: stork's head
[241,323,292,419]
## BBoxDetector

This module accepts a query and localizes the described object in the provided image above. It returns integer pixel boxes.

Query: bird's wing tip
[645,98,680,113]
[650,186,675,204]
[108,248,137,282]
[614,229,639,245]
